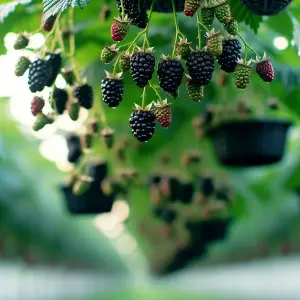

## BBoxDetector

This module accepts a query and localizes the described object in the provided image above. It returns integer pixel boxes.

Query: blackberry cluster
[46,53,62,86]
[129,110,156,142]
[74,84,93,109]
[157,59,184,93]
[186,51,214,85]
[101,78,124,108]
[116,0,148,28]
[217,39,242,73]
[130,51,155,88]
[28,59,52,93]
[52,88,68,114]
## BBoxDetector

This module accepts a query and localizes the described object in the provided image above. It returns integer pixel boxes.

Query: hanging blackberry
[67,135,82,163]
[42,15,57,32]
[184,0,202,16]
[101,44,118,64]
[32,113,54,131]
[215,2,231,24]
[254,53,275,83]
[217,38,242,73]
[186,50,215,85]
[14,33,29,50]
[129,104,156,142]
[224,18,239,36]
[52,88,68,114]
[234,59,252,89]
[116,0,148,28]
[111,15,131,42]
[206,29,223,57]
[28,59,52,93]
[62,67,76,85]
[186,75,204,102]
[157,55,184,93]
[152,99,172,128]
[119,52,131,72]
[15,56,31,77]
[175,38,192,60]
[74,84,94,109]
[68,101,80,121]
[101,72,124,108]
[46,52,62,87]
[201,8,215,26]
[130,48,155,88]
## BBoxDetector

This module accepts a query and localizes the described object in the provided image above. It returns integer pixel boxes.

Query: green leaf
[228,0,263,33]
[0,0,31,23]
[42,0,90,20]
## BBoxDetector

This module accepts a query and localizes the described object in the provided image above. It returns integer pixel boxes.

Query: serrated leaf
[42,0,90,20]
[0,0,31,23]
[228,0,263,33]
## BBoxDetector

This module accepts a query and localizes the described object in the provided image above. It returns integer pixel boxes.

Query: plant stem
[142,86,147,109]
[237,33,260,58]
[113,55,121,73]
[120,0,125,19]
[56,20,65,53]
[149,82,163,103]
[68,7,75,57]
[171,0,180,56]
[196,10,202,49]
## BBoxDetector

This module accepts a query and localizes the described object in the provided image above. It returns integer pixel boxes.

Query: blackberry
[42,15,57,32]
[129,106,156,142]
[130,48,155,88]
[217,39,242,73]
[186,75,204,102]
[186,51,214,85]
[46,52,62,87]
[157,56,184,93]
[28,59,52,93]
[31,96,45,116]
[15,56,31,77]
[119,52,131,72]
[67,135,82,163]
[101,72,124,108]
[74,84,93,109]
[162,209,177,224]
[14,33,29,50]
[116,0,148,28]
[52,88,68,114]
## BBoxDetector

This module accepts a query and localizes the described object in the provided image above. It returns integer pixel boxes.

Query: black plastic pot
[60,184,114,215]
[209,119,292,167]
[242,0,292,15]
[147,0,184,12]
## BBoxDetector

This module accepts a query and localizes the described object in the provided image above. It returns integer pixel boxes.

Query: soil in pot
[147,0,185,12]
[209,119,292,167]
[242,0,292,15]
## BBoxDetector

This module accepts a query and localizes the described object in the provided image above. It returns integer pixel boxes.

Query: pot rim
[208,117,293,136]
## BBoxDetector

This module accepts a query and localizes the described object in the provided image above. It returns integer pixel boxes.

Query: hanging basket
[242,0,292,15]
[209,119,292,167]
[148,0,185,12]
[60,184,114,215]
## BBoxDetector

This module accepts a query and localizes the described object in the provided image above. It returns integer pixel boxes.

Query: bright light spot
[4,32,17,51]
[55,74,67,89]
[56,108,88,132]
[94,213,119,232]
[115,233,137,255]
[273,36,289,50]
[56,160,74,173]
[103,223,124,239]
[39,134,68,162]
[112,200,130,223]
[28,33,45,49]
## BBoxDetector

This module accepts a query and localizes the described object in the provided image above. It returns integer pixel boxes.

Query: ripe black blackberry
[67,135,82,163]
[52,88,68,114]
[129,106,156,142]
[186,51,214,85]
[74,84,93,109]
[116,0,148,28]
[157,56,184,93]
[28,59,52,93]
[46,52,62,86]
[130,48,155,88]
[101,72,124,108]
[217,39,242,73]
